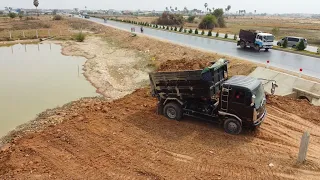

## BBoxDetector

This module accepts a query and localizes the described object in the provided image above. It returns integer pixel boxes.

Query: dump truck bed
[149,59,228,99]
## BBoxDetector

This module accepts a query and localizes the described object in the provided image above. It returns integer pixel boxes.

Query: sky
[0,0,319,14]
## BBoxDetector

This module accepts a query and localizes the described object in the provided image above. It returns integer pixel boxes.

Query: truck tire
[265,48,269,52]
[163,102,183,121]
[240,41,246,49]
[223,118,242,135]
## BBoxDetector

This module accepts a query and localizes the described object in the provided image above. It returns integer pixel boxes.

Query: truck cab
[237,29,274,51]
[220,76,267,133]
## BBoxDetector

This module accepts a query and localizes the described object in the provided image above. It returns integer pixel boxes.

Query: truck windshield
[263,36,274,41]
[252,84,265,109]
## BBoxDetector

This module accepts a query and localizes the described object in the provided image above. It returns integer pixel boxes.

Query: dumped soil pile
[1,89,320,179]
[268,96,320,126]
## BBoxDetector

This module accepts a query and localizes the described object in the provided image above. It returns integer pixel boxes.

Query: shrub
[179,26,183,32]
[156,24,158,28]
[282,38,288,48]
[53,15,63,20]
[75,32,85,42]
[224,33,228,39]
[187,16,196,23]
[25,17,36,20]
[216,31,219,37]
[166,26,169,30]
[213,8,226,27]
[156,12,184,25]
[8,12,17,19]
[234,34,237,40]
[296,40,306,51]
[19,12,24,19]
[188,29,193,33]
[271,27,280,37]
[184,29,187,33]
[198,14,217,29]
[195,29,198,34]
[174,27,177,31]
[201,30,205,35]
[208,30,212,36]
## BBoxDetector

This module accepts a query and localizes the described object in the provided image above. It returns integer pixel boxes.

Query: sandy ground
[1,18,320,179]
[60,36,154,100]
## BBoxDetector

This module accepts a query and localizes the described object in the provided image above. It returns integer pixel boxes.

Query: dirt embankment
[1,19,320,179]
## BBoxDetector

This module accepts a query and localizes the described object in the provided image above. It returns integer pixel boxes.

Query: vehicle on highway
[149,59,277,135]
[277,36,308,48]
[84,14,90,19]
[237,29,274,51]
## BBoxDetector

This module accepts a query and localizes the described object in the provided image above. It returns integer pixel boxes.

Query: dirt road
[1,89,320,179]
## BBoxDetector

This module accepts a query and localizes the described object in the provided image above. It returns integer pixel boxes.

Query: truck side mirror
[271,82,278,95]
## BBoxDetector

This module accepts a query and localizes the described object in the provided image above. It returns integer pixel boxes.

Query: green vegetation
[75,32,85,42]
[174,27,177,31]
[213,9,226,28]
[187,15,196,23]
[156,12,184,25]
[201,30,205,35]
[166,26,169,30]
[188,29,193,33]
[216,31,219,37]
[271,27,280,37]
[195,29,198,34]
[19,11,24,19]
[179,26,183,32]
[184,29,187,33]
[8,12,17,19]
[282,38,288,48]
[234,34,237,40]
[224,33,228,39]
[208,30,212,36]
[198,14,217,29]
[296,40,306,51]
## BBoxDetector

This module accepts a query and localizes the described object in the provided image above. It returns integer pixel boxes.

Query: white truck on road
[237,29,274,51]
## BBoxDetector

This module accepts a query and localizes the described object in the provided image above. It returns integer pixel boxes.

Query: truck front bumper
[263,45,273,49]
[253,109,267,126]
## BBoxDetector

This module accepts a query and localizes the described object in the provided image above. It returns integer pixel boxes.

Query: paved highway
[85,16,320,78]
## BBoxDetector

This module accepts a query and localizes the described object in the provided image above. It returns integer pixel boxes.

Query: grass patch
[74,32,86,42]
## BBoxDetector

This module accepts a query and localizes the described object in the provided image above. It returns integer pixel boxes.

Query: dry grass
[0,16,107,41]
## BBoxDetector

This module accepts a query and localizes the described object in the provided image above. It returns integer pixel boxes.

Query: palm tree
[204,3,208,13]
[226,5,231,13]
[33,0,39,16]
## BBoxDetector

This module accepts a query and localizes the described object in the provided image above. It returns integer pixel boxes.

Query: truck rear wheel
[164,102,183,121]
[240,41,246,49]
[224,118,242,135]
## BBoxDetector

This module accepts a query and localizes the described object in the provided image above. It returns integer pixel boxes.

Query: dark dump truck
[237,29,274,51]
[149,59,277,134]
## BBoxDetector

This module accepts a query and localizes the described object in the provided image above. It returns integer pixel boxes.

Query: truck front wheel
[240,41,246,49]
[254,44,261,51]
[164,102,183,121]
[224,118,242,135]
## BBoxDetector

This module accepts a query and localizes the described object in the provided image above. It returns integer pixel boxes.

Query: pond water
[0,43,98,137]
